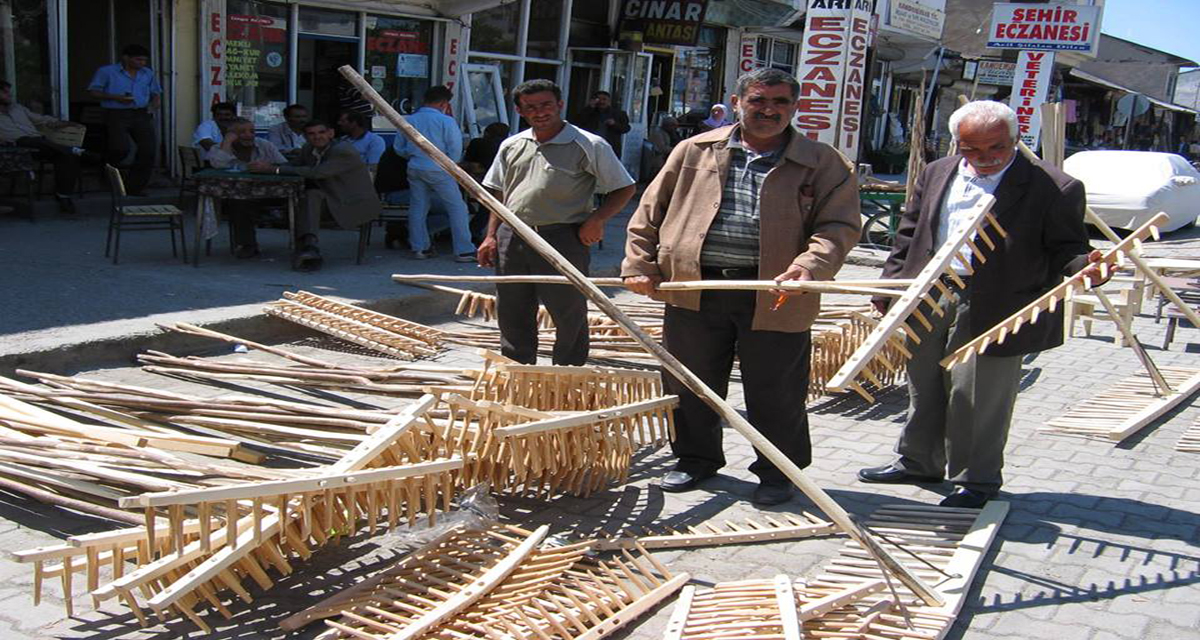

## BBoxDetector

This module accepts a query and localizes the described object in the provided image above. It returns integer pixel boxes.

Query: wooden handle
[338,65,944,606]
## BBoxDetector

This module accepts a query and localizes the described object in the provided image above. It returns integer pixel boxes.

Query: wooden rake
[342,64,946,606]
[940,212,1168,370]
[827,194,1005,401]
[264,291,443,360]
[595,512,836,551]
[1041,366,1200,443]
[1177,415,1200,453]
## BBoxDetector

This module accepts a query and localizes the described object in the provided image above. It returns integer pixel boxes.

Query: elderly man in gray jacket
[251,120,381,270]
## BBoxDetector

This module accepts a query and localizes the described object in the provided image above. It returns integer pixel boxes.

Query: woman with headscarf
[697,103,732,133]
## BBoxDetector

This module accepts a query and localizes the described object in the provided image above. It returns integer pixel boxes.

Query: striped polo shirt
[699,130,787,268]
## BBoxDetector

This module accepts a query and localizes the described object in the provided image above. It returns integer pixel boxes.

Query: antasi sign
[795,0,874,161]
[619,0,709,46]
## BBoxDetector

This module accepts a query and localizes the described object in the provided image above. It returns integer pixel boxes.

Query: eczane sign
[987,3,1101,55]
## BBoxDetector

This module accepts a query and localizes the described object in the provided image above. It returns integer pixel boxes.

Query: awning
[1069,68,1199,116]
[319,0,508,18]
[705,0,803,28]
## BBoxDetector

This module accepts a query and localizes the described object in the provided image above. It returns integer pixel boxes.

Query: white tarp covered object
[1063,150,1200,233]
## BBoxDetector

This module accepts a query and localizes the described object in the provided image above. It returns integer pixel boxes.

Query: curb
[0,265,623,377]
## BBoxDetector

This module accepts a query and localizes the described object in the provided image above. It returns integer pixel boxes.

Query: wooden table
[191,169,305,267]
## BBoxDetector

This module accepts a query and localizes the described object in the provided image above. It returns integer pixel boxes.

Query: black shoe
[939,488,993,509]
[751,481,793,506]
[412,249,435,260]
[659,470,715,493]
[234,244,259,259]
[857,464,943,485]
[292,246,322,271]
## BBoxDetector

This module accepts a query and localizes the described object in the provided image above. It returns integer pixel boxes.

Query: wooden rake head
[940,212,1167,370]
[828,195,1005,401]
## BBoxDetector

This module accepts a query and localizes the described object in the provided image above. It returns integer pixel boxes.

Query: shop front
[205,0,447,141]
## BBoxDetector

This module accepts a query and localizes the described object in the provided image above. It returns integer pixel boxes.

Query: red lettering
[1064,10,1077,22]
[810,33,843,48]
[798,98,834,112]
[851,17,868,34]
[810,17,843,31]
[447,59,457,77]
[796,114,832,129]
[804,50,842,66]
[449,38,458,55]
[210,65,222,87]
[210,12,221,32]
[210,40,222,59]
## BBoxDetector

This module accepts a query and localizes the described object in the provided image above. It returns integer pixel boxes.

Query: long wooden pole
[392,274,909,297]
[340,66,944,606]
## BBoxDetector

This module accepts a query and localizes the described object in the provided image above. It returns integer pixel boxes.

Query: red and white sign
[201,0,225,108]
[1009,50,1055,149]
[988,3,1100,55]
[738,36,760,74]
[794,0,874,161]
[442,21,464,110]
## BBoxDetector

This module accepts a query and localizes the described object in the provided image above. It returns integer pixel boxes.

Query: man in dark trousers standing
[858,100,1109,508]
[622,68,861,506]
[478,80,635,365]
[575,90,631,157]
[88,44,161,196]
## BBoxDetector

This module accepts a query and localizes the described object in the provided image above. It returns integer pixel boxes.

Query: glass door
[461,63,508,138]
[296,6,360,124]
[622,52,653,177]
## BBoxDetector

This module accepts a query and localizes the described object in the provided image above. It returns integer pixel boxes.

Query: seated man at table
[193,101,237,158]
[0,80,98,213]
[207,117,287,258]
[268,104,309,158]
[249,120,382,271]
[337,110,385,172]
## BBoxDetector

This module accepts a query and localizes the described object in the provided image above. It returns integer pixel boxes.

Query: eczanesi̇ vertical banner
[795,0,850,147]
[201,0,226,109]
[836,0,873,161]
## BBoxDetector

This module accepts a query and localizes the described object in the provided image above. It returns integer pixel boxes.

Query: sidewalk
[0,187,645,374]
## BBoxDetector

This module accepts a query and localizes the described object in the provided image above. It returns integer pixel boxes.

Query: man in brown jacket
[622,68,861,505]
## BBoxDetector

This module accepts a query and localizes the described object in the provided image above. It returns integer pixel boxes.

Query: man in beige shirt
[0,80,98,212]
[479,79,635,365]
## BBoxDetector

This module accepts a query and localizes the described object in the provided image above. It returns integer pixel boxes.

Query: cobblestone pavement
[0,261,1198,638]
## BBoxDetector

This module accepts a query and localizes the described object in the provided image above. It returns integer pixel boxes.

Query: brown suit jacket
[881,152,1092,356]
[280,140,382,229]
[622,125,861,333]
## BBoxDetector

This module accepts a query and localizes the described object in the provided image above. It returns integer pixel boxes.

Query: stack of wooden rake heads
[0,183,1180,637]
[0,334,679,633]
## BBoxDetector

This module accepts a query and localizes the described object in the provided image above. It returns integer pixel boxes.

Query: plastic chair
[104,164,187,265]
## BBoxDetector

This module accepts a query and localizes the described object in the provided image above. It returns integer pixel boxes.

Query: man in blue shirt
[337,110,385,172]
[393,85,475,262]
[193,101,238,157]
[88,44,162,196]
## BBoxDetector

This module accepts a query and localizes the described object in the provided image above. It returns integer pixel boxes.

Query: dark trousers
[495,223,590,365]
[103,108,156,194]
[17,137,80,195]
[662,290,813,484]
[222,199,266,247]
[894,287,1021,494]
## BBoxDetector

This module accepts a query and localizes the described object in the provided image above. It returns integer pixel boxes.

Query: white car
[1063,150,1200,233]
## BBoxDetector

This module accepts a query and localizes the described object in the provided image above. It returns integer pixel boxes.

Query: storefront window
[365,15,433,120]
[0,0,51,111]
[226,0,290,127]
[671,26,723,118]
[525,62,558,83]
[526,2,562,59]
[298,6,357,37]
[471,3,519,55]
[756,37,797,75]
